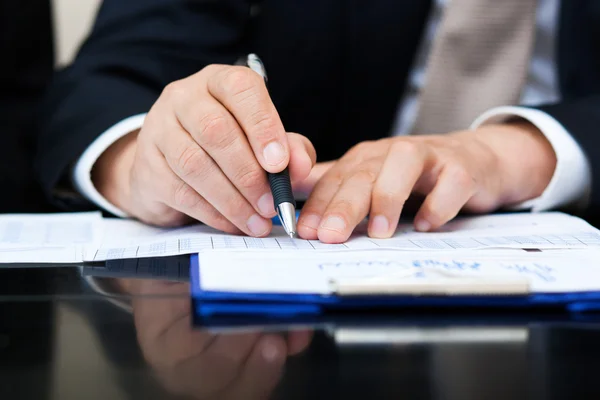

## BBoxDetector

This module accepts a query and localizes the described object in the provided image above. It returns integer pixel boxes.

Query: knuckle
[328,199,356,219]
[162,80,186,100]
[373,187,401,209]
[425,208,444,225]
[343,141,375,165]
[352,169,379,184]
[149,209,190,228]
[197,113,235,148]
[206,204,227,223]
[247,110,279,141]
[348,140,374,156]
[390,140,421,158]
[200,63,222,76]
[166,212,192,227]
[172,181,201,210]
[419,200,445,223]
[223,196,252,221]
[327,169,346,186]
[223,67,258,96]
[235,166,265,192]
[446,163,474,189]
[422,197,459,225]
[176,146,207,179]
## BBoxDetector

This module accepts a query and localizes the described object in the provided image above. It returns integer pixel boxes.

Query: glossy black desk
[1,265,600,400]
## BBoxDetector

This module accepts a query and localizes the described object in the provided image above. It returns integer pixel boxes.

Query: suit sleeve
[34,0,252,211]
[532,98,600,217]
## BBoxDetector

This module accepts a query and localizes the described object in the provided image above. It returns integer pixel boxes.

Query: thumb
[287,132,316,183]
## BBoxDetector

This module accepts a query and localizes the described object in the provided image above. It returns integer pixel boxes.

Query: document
[197,249,600,295]
[89,211,600,261]
[0,212,103,263]
[2,211,600,264]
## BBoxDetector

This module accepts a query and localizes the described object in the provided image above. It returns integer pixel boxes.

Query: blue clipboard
[190,254,600,320]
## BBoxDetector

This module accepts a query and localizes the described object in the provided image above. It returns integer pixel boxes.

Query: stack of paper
[1,211,600,266]
[0,212,103,263]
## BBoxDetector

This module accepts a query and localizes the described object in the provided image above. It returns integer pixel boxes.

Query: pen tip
[289,232,295,239]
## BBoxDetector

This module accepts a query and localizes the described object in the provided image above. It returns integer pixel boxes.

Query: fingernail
[370,215,389,237]
[321,216,346,233]
[415,219,431,232]
[261,339,280,362]
[263,141,286,166]
[247,214,270,236]
[257,192,274,216]
[301,214,321,231]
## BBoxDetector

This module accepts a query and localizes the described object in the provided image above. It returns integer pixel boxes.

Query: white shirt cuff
[72,114,147,217]
[470,106,591,212]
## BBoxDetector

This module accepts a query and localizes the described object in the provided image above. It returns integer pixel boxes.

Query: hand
[129,280,313,399]
[292,161,335,199]
[93,65,316,236]
[297,121,557,243]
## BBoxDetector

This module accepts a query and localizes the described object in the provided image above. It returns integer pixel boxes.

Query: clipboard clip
[328,269,530,296]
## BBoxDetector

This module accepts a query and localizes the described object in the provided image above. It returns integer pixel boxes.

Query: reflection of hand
[129,280,312,399]
[297,122,556,243]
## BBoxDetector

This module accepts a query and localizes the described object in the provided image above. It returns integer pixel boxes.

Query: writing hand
[93,65,316,236]
[297,122,556,243]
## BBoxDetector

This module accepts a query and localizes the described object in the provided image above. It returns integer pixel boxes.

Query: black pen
[242,53,297,238]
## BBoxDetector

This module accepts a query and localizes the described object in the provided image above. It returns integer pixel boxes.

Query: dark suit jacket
[35,0,600,216]
[1,0,54,212]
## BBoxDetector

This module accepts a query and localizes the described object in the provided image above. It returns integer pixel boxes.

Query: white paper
[90,212,600,261]
[0,212,103,263]
[3,211,600,264]
[197,249,600,295]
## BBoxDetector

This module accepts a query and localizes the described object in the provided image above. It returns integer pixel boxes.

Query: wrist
[91,129,139,212]
[471,121,557,206]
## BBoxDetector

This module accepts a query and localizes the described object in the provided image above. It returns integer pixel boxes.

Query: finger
[130,174,194,228]
[167,175,242,234]
[318,167,379,243]
[132,141,236,231]
[414,163,476,231]
[156,122,272,237]
[163,332,262,399]
[207,66,290,173]
[175,97,275,218]
[140,304,217,369]
[224,334,287,400]
[297,167,344,240]
[207,332,263,367]
[287,132,317,184]
[368,141,428,238]
[293,161,336,198]
[286,330,314,356]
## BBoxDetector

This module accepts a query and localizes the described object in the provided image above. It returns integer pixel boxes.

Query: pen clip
[235,53,268,82]
[247,53,267,81]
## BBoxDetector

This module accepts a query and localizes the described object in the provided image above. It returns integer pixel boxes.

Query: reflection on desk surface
[2,267,600,399]
[83,255,191,282]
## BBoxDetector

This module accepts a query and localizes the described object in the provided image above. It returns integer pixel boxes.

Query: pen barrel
[268,168,296,208]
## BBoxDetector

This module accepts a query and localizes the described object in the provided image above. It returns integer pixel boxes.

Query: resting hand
[297,122,556,243]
